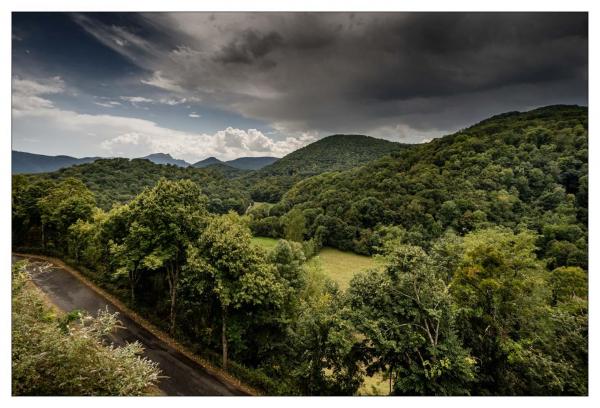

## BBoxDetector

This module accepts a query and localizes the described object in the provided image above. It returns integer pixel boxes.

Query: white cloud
[120,95,200,107]
[12,77,310,161]
[188,113,201,118]
[140,71,184,93]
[94,100,122,108]
[369,123,447,144]
[120,96,154,104]
[12,76,65,114]
[160,96,200,105]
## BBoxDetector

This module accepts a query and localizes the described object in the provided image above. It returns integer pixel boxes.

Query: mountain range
[193,156,279,170]
[11,151,100,174]
[12,151,280,174]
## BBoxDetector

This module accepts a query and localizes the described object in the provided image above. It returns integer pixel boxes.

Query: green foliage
[347,241,475,395]
[12,262,160,395]
[282,208,306,242]
[265,106,587,268]
[114,179,209,333]
[11,105,587,396]
[189,213,288,369]
[549,266,587,303]
[37,178,96,247]
[19,158,251,212]
[452,227,587,395]
[246,134,404,202]
[12,175,55,246]
[288,291,364,395]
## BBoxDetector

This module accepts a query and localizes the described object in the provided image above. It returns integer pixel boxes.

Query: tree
[193,212,286,370]
[12,176,55,246]
[451,227,552,395]
[119,179,208,334]
[282,208,305,242]
[289,291,364,395]
[269,239,307,292]
[347,240,475,395]
[549,266,587,304]
[37,178,96,249]
[109,219,156,305]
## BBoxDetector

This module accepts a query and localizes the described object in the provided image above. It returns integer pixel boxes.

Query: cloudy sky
[12,12,588,162]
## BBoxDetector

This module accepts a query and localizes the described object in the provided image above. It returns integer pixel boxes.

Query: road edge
[13,252,258,396]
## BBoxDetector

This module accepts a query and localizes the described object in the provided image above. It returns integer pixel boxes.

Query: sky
[12,12,588,163]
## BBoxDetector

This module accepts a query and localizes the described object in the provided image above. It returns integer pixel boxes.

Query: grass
[251,236,279,251]
[251,237,380,290]
[359,372,390,396]
[308,248,380,289]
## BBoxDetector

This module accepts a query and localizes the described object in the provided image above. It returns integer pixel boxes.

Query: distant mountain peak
[144,152,174,159]
[140,153,190,167]
[192,157,223,168]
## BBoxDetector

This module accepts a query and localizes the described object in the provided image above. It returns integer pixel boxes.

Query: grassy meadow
[252,237,380,289]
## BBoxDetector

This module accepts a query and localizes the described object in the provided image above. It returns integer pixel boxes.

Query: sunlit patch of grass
[252,238,381,289]
[251,236,279,251]
[307,247,381,290]
[358,372,389,396]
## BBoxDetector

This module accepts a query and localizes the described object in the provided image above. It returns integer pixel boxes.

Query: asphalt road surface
[12,255,248,396]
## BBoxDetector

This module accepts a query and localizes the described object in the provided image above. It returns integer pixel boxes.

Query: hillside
[245,134,405,202]
[226,156,279,170]
[204,163,252,178]
[12,151,100,174]
[259,134,401,176]
[18,158,251,214]
[251,105,588,270]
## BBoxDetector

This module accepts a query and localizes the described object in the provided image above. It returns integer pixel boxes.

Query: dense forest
[16,158,252,213]
[243,134,405,202]
[12,105,588,395]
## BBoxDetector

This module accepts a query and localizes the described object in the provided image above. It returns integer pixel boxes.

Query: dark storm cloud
[69,12,588,140]
[352,13,588,101]
[215,30,283,65]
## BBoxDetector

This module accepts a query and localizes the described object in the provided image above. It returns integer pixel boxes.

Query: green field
[309,248,380,289]
[251,237,380,289]
[251,236,280,251]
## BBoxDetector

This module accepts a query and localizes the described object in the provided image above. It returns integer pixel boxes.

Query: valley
[12,105,589,396]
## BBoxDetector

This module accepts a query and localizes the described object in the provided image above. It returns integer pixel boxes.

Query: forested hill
[254,105,587,269]
[225,156,279,170]
[260,134,401,176]
[19,158,251,214]
[246,134,406,202]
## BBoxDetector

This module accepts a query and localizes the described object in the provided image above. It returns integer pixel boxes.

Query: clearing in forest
[252,237,381,289]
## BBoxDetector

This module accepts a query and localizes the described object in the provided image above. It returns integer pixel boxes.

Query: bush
[12,262,161,396]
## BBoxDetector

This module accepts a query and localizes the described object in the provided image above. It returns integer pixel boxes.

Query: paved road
[13,255,248,396]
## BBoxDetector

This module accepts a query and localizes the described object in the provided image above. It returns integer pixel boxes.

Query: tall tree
[193,212,285,370]
[451,227,553,394]
[37,178,96,249]
[121,179,208,334]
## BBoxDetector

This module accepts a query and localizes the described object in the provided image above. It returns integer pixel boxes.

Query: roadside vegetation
[12,105,588,395]
[11,262,161,396]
